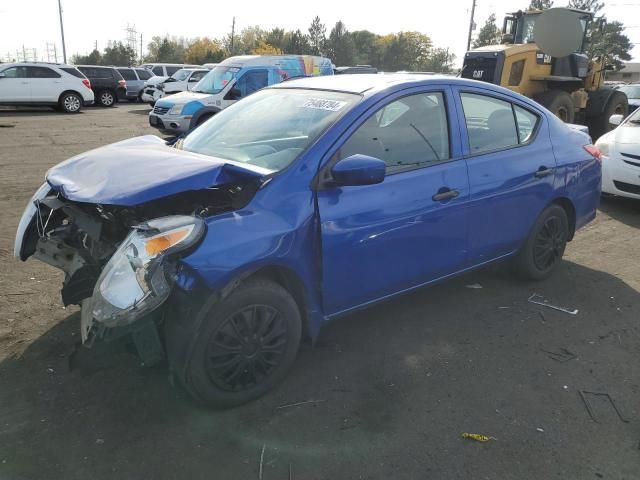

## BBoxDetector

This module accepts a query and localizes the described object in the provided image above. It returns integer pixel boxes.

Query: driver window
[234,70,269,98]
[336,92,450,173]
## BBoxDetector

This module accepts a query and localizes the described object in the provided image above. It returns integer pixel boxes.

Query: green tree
[473,14,502,48]
[378,32,432,71]
[287,29,311,55]
[588,20,632,69]
[71,49,102,65]
[567,0,604,14]
[420,48,456,73]
[351,30,380,66]
[101,41,137,66]
[528,0,554,9]
[308,16,327,55]
[185,38,225,64]
[145,36,186,63]
[326,21,356,66]
[265,28,288,52]
[251,41,283,55]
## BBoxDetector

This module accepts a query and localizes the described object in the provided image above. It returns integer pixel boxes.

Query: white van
[148,55,333,134]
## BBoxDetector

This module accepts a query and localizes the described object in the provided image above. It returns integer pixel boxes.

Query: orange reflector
[144,229,190,256]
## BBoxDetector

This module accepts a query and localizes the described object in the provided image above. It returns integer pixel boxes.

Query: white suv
[0,62,95,113]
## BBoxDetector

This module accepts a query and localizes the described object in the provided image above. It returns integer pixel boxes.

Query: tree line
[472,0,632,69]
[71,17,456,73]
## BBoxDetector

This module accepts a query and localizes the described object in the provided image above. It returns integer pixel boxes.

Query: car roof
[271,73,483,94]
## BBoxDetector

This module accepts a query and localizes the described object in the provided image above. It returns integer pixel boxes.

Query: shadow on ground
[128,108,152,115]
[1,257,638,480]
[599,195,640,229]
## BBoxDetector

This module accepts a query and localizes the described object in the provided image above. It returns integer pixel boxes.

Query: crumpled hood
[46,135,271,206]
[156,91,209,107]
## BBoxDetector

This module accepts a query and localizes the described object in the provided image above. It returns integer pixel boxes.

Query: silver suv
[0,62,95,113]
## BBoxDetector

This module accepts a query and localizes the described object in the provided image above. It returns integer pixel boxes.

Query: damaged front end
[14,178,261,362]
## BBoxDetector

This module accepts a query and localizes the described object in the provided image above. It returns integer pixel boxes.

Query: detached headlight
[91,215,205,327]
[168,104,183,115]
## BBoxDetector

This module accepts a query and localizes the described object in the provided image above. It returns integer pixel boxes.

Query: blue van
[148,55,334,134]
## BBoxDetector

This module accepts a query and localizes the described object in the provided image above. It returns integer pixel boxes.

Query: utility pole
[57,0,67,63]
[140,33,143,64]
[466,0,477,52]
[22,45,27,62]
[230,17,236,54]
[94,40,98,51]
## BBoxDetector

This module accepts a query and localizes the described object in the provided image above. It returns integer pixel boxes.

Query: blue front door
[452,87,557,263]
[317,88,470,316]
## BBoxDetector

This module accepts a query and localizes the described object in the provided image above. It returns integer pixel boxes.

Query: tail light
[82,79,91,89]
[584,144,602,162]
[119,79,126,87]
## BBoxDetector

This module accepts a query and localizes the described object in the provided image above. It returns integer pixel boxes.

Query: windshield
[618,85,640,99]
[170,69,191,81]
[181,88,360,172]
[192,66,240,94]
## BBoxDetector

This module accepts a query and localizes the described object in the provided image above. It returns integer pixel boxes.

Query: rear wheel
[97,90,115,107]
[535,90,575,123]
[588,91,628,141]
[513,204,569,281]
[59,92,82,113]
[174,279,302,408]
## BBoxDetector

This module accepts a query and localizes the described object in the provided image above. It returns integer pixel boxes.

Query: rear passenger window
[135,69,152,80]
[152,66,164,76]
[514,105,539,143]
[461,93,518,153]
[338,92,450,173]
[117,69,137,81]
[28,67,61,78]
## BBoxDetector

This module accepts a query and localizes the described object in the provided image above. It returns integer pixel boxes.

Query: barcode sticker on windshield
[302,98,347,111]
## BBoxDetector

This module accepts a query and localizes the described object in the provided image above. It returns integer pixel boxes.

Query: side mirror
[330,154,386,187]
[188,77,197,82]
[609,114,623,126]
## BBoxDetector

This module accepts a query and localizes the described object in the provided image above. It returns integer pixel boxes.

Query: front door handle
[432,188,460,202]
[535,166,554,178]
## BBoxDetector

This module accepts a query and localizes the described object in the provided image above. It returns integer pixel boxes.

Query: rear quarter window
[61,67,86,79]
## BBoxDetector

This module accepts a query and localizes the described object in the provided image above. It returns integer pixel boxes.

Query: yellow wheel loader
[462,7,628,139]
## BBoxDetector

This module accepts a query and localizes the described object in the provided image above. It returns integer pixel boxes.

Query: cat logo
[472,70,484,79]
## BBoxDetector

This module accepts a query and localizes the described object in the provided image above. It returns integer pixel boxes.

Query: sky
[1,0,638,66]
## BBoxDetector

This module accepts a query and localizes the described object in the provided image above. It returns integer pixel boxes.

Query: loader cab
[502,9,591,51]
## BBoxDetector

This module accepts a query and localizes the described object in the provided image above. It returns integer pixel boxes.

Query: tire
[59,92,82,113]
[97,90,116,107]
[195,113,213,128]
[535,90,575,123]
[513,204,569,281]
[588,91,629,141]
[175,279,302,408]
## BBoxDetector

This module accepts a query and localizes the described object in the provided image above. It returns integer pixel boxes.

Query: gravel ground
[0,104,639,480]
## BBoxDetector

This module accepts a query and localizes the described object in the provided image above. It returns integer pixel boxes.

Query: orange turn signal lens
[144,228,191,256]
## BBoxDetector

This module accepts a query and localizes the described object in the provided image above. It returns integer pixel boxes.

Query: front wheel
[513,204,569,281]
[174,279,302,408]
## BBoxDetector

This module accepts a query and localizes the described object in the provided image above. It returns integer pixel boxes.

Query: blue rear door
[317,87,470,316]
[452,86,557,264]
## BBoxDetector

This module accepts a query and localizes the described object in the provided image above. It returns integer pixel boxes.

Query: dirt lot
[1,104,639,480]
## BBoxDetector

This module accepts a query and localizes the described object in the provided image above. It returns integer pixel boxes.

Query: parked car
[141,63,200,78]
[116,67,153,102]
[202,63,219,69]
[596,108,640,199]
[0,62,94,112]
[143,68,209,104]
[148,55,334,134]
[616,84,640,115]
[76,66,126,107]
[15,75,601,407]
[334,65,378,74]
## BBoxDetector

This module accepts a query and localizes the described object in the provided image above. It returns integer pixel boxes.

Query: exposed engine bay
[20,181,261,309]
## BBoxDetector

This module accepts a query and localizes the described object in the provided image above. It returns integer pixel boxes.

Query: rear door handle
[535,167,554,178]
[432,188,460,202]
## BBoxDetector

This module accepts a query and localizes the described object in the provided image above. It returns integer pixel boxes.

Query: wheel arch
[551,196,577,241]
[57,90,83,103]
[191,107,220,127]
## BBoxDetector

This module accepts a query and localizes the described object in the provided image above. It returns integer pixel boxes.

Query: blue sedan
[14,75,602,407]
